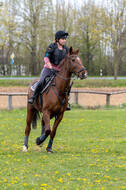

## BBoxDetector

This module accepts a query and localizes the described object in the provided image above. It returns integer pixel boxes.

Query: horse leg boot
[46,113,64,153]
[28,82,42,104]
[36,128,50,146]
[37,123,45,147]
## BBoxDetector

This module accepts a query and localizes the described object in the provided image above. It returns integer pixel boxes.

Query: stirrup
[27,97,35,104]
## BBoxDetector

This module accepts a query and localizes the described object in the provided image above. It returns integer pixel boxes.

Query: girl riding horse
[23,45,87,153]
[28,30,70,110]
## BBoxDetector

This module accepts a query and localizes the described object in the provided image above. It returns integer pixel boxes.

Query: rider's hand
[51,68,57,73]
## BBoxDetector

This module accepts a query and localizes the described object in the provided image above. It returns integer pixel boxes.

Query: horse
[22,46,87,153]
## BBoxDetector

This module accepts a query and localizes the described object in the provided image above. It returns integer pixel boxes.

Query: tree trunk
[114,50,118,80]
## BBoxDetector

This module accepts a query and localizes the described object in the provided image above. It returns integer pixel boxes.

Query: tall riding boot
[65,82,73,111]
[66,103,71,111]
[28,83,42,104]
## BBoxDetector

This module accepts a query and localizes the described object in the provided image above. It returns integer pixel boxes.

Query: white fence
[1,90,126,110]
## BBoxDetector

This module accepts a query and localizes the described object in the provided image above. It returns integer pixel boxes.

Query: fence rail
[71,90,126,105]
[0,93,27,110]
[0,90,126,110]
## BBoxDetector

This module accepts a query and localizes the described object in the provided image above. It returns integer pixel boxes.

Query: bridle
[67,55,86,77]
[55,54,86,81]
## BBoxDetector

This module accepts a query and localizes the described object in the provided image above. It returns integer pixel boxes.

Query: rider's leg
[66,103,71,111]
[66,82,73,111]
[28,82,42,104]
[28,67,53,104]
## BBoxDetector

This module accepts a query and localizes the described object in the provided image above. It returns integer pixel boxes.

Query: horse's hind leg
[47,113,64,153]
[22,105,36,152]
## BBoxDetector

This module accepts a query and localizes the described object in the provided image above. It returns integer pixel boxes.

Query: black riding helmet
[55,30,68,40]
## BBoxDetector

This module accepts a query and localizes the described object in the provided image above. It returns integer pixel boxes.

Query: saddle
[31,74,55,93]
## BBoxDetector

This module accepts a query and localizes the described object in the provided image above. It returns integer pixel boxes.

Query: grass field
[1,78,126,88]
[0,108,126,190]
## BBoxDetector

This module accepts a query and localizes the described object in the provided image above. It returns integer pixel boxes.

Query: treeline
[0,0,126,79]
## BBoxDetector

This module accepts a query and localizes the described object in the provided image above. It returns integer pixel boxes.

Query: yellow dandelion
[41,184,47,187]
[27,159,30,163]
[35,174,40,177]
[57,178,63,183]
[83,178,87,181]
[15,177,19,181]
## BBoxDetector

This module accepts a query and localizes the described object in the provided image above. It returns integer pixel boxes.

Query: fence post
[106,94,110,106]
[75,92,78,104]
[8,95,12,110]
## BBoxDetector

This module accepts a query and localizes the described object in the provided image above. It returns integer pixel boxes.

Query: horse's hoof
[35,146,42,152]
[38,143,44,147]
[46,148,53,153]
[22,145,28,152]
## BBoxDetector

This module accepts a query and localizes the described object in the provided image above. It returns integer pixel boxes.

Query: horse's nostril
[81,72,87,79]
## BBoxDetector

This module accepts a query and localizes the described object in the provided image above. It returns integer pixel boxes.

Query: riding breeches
[39,67,54,87]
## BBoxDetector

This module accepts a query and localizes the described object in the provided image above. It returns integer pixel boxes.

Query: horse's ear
[69,46,73,55]
[75,48,79,54]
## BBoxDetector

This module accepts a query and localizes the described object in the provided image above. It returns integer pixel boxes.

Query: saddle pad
[31,75,55,93]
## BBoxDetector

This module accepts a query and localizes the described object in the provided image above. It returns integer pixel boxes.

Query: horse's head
[68,47,87,79]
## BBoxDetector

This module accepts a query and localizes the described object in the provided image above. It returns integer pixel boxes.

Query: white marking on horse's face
[76,57,82,64]
[77,57,80,61]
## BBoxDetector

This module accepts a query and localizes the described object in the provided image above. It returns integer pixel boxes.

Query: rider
[28,30,71,110]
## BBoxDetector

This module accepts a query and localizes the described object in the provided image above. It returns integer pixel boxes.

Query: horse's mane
[57,55,68,69]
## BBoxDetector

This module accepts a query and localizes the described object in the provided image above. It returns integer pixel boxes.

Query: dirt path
[0,87,126,109]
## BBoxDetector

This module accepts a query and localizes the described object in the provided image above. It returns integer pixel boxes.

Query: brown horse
[22,47,87,153]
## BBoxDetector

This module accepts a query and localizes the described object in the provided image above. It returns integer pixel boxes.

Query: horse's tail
[32,109,40,129]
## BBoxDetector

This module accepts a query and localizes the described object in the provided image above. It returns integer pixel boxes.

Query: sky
[52,0,104,7]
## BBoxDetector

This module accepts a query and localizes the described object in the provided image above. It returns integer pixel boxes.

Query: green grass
[0,79,33,87]
[1,78,126,88]
[73,79,126,88]
[0,108,126,189]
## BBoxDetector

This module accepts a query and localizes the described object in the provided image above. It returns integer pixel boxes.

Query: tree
[0,0,20,75]
[105,0,126,79]
[77,1,107,75]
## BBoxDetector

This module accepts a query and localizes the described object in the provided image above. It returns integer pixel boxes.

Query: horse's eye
[72,59,75,62]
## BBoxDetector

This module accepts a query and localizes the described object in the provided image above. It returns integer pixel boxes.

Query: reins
[51,74,70,107]
[50,54,86,109]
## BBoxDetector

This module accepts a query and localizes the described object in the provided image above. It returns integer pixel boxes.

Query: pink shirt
[44,57,60,71]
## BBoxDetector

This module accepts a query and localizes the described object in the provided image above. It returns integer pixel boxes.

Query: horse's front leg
[36,119,45,147]
[46,113,64,153]
[36,111,51,146]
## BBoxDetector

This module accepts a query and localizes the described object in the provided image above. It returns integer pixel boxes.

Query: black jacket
[45,43,69,65]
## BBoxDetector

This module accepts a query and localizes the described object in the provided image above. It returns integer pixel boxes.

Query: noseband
[67,55,86,77]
